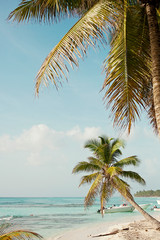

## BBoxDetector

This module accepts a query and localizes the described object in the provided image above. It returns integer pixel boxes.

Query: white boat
[157,200,160,205]
[134,203,151,211]
[154,207,160,211]
[104,204,135,213]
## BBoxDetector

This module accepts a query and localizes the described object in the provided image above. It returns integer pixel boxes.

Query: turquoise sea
[0,197,159,238]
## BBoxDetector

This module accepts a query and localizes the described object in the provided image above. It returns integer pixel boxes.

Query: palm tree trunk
[145,1,160,136]
[113,182,160,229]
[125,195,160,230]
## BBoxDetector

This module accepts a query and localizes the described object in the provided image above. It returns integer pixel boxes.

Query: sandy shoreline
[50,214,160,240]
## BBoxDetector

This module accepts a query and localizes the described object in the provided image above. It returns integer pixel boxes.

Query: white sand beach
[51,215,160,240]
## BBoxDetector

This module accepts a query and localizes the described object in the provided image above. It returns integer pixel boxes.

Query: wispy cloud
[0,124,101,166]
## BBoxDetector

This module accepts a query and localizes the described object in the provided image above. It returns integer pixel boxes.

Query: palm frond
[120,170,146,185]
[89,136,112,164]
[109,138,125,162]
[98,135,111,145]
[34,0,122,94]
[114,156,140,167]
[103,5,151,133]
[143,80,158,134]
[72,161,100,173]
[112,176,133,200]
[8,0,81,23]
[84,139,101,153]
[111,138,125,153]
[0,224,42,240]
[79,172,100,186]
[88,157,104,168]
[100,181,114,212]
[84,174,102,207]
[106,166,122,178]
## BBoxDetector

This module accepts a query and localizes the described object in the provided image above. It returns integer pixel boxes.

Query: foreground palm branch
[0,224,42,240]
[72,135,160,229]
[9,1,160,135]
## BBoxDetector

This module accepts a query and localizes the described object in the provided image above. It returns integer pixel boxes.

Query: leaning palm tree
[8,0,160,136]
[72,136,160,229]
[0,223,42,240]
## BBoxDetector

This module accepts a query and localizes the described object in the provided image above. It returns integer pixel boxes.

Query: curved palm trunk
[145,1,160,136]
[125,195,160,229]
[113,182,160,229]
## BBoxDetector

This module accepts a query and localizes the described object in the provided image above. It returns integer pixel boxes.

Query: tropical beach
[1,1,160,240]
[51,216,160,240]
[0,197,160,239]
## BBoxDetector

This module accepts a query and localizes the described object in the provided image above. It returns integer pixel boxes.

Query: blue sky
[0,1,160,197]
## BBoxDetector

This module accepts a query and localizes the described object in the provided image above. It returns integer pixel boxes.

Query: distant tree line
[134,190,160,197]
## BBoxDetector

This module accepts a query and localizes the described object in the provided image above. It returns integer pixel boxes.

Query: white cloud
[66,126,101,141]
[119,126,136,141]
[0,124,101,166]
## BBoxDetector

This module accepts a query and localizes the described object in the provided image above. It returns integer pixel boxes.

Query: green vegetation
[9,1,160,136]
[0,223,42,240]
[135,190,160,197]
[72,136,160,228]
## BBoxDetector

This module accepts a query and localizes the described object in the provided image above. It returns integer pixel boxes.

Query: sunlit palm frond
[106,166,122,178]
[84,174,102,207]
[0,224,42,240]
[103,5,151,133]
[114,156,140,167]
[79,172,100,186]
[157,8,160,24]
[120,170,146,185]
[8,0,83,23]
[72,161,100,173]
[112,176,133,200]
[111,139,125,154]
[34,0,122,94]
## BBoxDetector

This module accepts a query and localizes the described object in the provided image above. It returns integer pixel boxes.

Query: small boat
[134,203,151,211]
[97,204,135,213]
[157,200,160,205]
[153,207,160,211]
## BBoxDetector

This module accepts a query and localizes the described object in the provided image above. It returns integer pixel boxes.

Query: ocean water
[0,197,158,238]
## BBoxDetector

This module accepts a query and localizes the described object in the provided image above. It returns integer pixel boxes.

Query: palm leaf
[100,181,114,214]
[84,173,102,207]
[8,0,84,23]
[109,138,124,162]
[111,176,133,200]
[88,157,104,168]
[0,224,42,240]
[34,0,122,94]
[106,166,122,178]
[72,161,100,173]
[142,80,158,134]
[84,139,101,153]
[120,170,146,185]
[114,156,140,167]
[103,5,151,133]
[79,172,100,186]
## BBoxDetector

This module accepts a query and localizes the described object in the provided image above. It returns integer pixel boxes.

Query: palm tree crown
[72,136,145,211]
